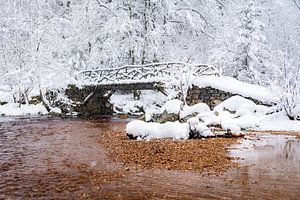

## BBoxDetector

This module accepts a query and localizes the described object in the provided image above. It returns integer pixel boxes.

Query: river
[0,117,300,199]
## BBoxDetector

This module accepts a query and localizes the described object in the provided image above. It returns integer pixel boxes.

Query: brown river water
[0,117,300,199]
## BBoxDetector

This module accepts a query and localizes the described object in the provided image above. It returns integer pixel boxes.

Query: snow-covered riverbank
[126,94,300,140]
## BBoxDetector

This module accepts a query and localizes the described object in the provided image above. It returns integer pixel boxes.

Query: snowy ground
[0,103,61,116]
[126,95,300,140]
[0,103,48,116]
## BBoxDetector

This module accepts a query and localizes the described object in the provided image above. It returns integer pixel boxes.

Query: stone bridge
[70,62,219,117]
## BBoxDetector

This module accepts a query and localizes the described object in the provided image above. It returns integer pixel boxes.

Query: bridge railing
[76,62,219,84]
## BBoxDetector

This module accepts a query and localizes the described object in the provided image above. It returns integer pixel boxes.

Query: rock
[180,112,198,122]
[118,114,128,119]
[0,101,8,106]
[49,112,63,117]
[156,111,179,123]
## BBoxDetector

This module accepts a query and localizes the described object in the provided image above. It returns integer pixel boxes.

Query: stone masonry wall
[186,85,266,109]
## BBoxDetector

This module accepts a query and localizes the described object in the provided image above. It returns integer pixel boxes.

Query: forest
[1,0,299,106]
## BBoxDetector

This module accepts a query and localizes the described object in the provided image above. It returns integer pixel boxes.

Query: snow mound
[161,99,183,114]
[235,101,257,117]
[259,111,300,131]
[234,114,260,130]
[254,105,271,117]
[180,103,210,119]
[187,117,215,137]
[157,121,190,140]
[220,120,241,136]
[196,112,219,126]
[214,95,255,112]
[192,76,279,104]
[126,120,189,140]
[0,103,48,116]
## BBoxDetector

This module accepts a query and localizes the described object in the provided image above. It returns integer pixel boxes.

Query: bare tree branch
[95,0,117,17]
[176,8,215,28]
[292,0,300,11]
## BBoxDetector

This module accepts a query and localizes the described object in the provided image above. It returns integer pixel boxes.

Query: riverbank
[98,122,240,173]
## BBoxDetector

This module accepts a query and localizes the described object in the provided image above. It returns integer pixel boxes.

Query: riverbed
[0,117,300,199]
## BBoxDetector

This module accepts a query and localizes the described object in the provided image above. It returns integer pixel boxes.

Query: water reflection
[231,134,300,169]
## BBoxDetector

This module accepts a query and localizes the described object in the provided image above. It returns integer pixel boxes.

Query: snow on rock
[214,95,255,113]
[161,99,183,114]
[259,111,300,131]
[196,112,219,126]
[234,114,260,130]
[220,115,242,136]
[127,117,217,140]
[192,75,279,104]
[50,107,62,114]
[217,111,235,120]
[290,104,300,120]
[0,103,48,116]
[253,105,271,117]
[145,113,152,122]
[195,123,215,137]
[157,121,189,140]
[179,103,210,119]
[235,101,257,117]
[126,120,189,140]
[126,120,160,139]
[187,117,200,128]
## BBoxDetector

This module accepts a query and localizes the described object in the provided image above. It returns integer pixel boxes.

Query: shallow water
[0,117,300,199]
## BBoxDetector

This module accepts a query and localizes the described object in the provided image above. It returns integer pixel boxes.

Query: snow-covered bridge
[76,62,219,85]
[73,62,219,117]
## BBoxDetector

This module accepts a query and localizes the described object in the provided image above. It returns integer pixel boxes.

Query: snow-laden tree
[1,0,300,115]
[210,0,279,85]
[0,1,75,105]
[84,0,220,68]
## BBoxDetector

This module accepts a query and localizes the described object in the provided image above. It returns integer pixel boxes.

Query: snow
[235,102,257,117]
[179,103,210,119]
[196,112,219,126]
[220,114,242,135]
[126,94,300,140]
[187,117,215,137]
[161,99,183,114]
[253,105,271,117]
[50,107,62,114]
[234,114,260,130]
[110,90,166,115]
[259,111,300,131]
[0,103,48,116]
[157,121,190,140]
[214,95,256,113]
[192,76,279,104]
[126,120,189,140]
